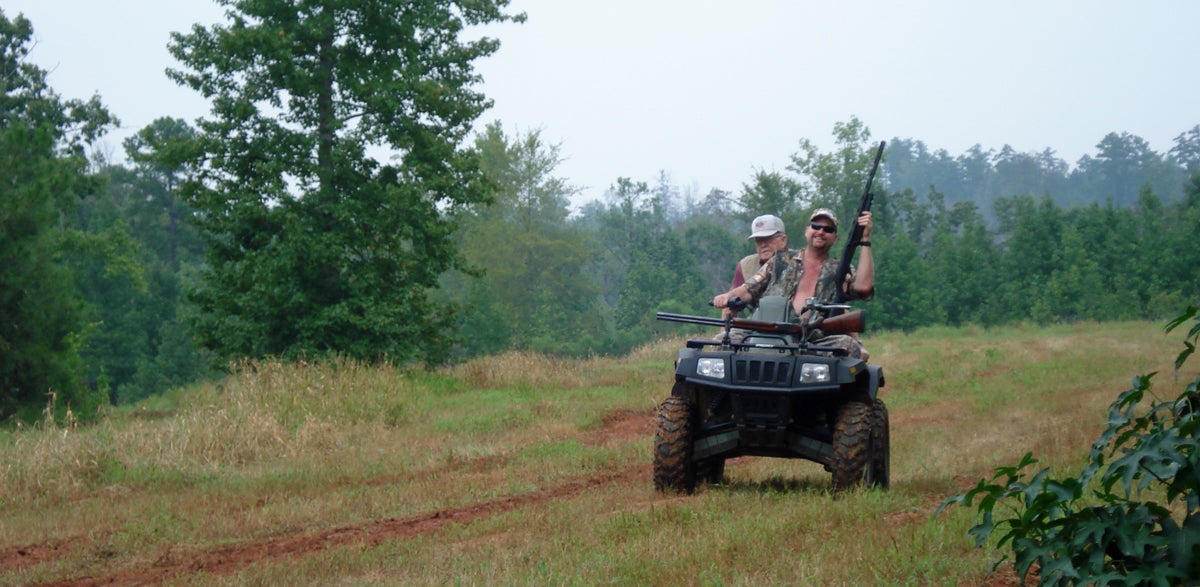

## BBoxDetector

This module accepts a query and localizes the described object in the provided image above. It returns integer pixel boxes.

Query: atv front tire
[830,400,873,492]
[653,395,697,494]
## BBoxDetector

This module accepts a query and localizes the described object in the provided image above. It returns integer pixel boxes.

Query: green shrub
[941,305,1200,585]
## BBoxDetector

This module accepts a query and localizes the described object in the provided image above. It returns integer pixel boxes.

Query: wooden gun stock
[812,310,865,335]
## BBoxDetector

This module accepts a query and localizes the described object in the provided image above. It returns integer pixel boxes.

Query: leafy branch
[940,304,1200,585]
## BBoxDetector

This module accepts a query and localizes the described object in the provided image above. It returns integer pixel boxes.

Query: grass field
[1,319,1194,586]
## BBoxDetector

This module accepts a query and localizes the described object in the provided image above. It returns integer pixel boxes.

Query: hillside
[1,320,1194,585]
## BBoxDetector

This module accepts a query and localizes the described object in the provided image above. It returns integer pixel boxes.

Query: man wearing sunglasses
[712,207,875,358]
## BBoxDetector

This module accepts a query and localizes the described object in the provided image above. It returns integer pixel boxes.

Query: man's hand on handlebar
[712,295,750,314]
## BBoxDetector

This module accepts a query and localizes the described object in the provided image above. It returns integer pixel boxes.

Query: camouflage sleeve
[743,257,774,301]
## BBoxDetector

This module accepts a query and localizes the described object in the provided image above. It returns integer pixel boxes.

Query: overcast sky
[6,1,1197,207]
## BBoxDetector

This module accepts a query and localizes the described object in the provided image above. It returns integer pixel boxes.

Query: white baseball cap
[747,214,786,239]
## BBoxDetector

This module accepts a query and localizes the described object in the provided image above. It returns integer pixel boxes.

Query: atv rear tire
[653,395,697,494]
[830,400,873,492]
[698,457,725,485]
[869,398,890,489]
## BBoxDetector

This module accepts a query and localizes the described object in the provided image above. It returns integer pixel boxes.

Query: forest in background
[3,4,1199,422]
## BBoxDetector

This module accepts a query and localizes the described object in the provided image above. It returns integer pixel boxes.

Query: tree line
[2,4,1198,423]
[455,117,1199,353]
[885,130,1196,212]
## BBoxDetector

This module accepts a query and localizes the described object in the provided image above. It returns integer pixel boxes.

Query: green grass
[0,320,1194,585]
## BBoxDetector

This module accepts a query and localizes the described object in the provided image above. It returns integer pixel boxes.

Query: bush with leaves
[940,305,1200,585]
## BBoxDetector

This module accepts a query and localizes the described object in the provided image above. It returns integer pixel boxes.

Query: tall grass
[1,320,1192,585]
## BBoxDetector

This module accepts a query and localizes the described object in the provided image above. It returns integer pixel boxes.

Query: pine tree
[167,0,523,364]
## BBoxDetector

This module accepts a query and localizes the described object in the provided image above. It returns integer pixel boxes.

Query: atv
[653,296,889,494]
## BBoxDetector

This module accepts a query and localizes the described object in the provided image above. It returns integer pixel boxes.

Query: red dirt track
[3,410,654,586]
[3,407,1026,585]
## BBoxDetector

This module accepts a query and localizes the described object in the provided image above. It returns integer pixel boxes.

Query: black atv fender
[860,364,884,400]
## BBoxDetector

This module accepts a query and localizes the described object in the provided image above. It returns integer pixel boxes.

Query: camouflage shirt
[744,247,873,308]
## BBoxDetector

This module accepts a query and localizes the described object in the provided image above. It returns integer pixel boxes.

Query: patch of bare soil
[584,409,655,446]
[18,462,648,586]
[0,536,89,575]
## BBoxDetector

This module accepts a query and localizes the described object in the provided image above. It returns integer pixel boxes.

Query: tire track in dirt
[18,409,655,586]
[0,536,90,575]
[585,408,655,447]
[32,465,648,587]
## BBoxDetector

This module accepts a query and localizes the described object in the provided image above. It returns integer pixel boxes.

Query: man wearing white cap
[730,214,790,290]
[712,207,875,358]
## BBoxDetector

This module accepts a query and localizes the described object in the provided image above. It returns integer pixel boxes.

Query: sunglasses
[809,222,837,234]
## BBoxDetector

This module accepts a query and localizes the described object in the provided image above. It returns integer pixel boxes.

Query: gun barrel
[834,141,885,303]
[655,312,725,329]
[658,310,866,335]
[657,312,794,334]
[729,318,801,334]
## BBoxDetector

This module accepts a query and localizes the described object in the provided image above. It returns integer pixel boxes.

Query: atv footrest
[693,429,738,460]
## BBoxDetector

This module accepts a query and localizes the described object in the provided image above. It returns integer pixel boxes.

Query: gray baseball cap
[747,214,786,239]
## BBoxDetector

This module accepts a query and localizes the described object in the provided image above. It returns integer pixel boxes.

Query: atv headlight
[696,358,725,379]
[800,363,831,383]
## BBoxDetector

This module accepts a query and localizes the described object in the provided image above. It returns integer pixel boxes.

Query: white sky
[5,0,1198,207]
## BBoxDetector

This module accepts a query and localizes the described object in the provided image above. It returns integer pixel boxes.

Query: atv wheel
[869,398,890,489]
[830,400,873,492]
[653,395,697,494]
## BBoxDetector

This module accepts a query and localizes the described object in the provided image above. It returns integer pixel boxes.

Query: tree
[167,0,524,365]
[869,229,937,331]
[574,176,709,352]
[787,116,877,223]
[956,144,997,210]
[1063,200,1148,319]
[65,118,214,404]
[1072,132,1177,208]
[1043,224,1109,321]
[449,122,606,357]
[1165,173,1200,298]
[1,9,115,421]
[120,118,205,272]
[922,202,1001,326]
[991,145,1069,204]
[580,177,653,310]
[736,169,804,231]
[882,138,968,205]
[993,195,1063,321]
[1169,125,1200,175]
[682,216,743,294]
